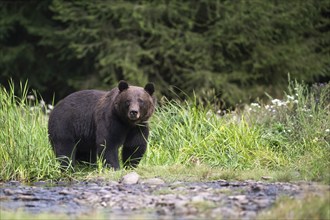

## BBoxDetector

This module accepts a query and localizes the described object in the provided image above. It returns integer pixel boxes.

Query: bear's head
[114,80,155,125]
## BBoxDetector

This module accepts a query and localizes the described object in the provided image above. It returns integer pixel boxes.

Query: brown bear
[48,80,156,170]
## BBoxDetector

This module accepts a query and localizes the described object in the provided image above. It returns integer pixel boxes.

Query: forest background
[1,0,329,107]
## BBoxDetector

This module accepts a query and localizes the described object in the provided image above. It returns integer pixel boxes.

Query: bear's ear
[118,80,129,92]
[144,82,155,96]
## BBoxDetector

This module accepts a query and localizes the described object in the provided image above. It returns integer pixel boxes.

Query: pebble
[121,172,140,185]
[4,189,15,195]
[0,179,325,220]
[14,195,39,201]
[253,198,270,208]
[251,184,264,192]
[8,181,20,186]
[191,195,205,203]
[229,195,249,204]
[33,181,48,186]
[141,178,165,185]
[59,189,74,195]
[261,176,273,180]
[107,181,119,186]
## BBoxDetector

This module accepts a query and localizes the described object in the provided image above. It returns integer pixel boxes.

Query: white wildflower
[250,103,261,108]
[272,99,286,107]
[27,95,35,101]
[286,95,295,101]
[271,99,281,105]
[325,129,330,133]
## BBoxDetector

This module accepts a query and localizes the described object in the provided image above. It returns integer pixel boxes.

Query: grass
[0,80,329,220]
[144,98,287,170]
[0,210,127,220]
[0,81,62,181]
[257,193,330,220]
[0,80,329,183]
[143,80,329,183]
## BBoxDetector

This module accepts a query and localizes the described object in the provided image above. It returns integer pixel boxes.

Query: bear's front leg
[122,125,149,168]
[96,123,125,170]
[97,143,120,170]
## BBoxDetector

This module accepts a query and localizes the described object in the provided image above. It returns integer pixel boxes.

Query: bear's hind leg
[122,126,148,168]
[51,137,77,170]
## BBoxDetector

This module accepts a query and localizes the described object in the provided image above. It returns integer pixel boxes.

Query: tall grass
[144,99,285,169]
[245,81,330,182]
[0,81,329,183]
[145,81,330,182]
[0,82,61,181]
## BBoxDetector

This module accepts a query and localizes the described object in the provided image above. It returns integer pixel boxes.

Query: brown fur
[48,81,156,170]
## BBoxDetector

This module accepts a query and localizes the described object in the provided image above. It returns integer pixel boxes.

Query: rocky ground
[0,172,328,219]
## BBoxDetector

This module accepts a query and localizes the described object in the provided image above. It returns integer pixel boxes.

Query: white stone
[121,172,140,185]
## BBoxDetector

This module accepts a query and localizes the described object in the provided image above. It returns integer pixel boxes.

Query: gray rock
[8,181,20,186]
[59,189,74,195]
[141,178,165,185]
[228,195,249,204]
[174,200,188,208]
[33,181,48,186]
[107,181,119,186]
[218,181,230,186]
[261,176,273,180]
[3,188,15,195]
[252,198,270,208]
[191,195,205,203]
[121,172,140,185]
[15,194,39,201]
[251,184,265,192]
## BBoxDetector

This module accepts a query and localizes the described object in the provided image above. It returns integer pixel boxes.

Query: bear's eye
[138,99,144,105]
[125,100,130,107]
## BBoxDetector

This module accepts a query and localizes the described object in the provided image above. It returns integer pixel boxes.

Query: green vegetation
[0,81,62,181]
[1,1,329,104]
[258,193,330,220]
[0,210,104,220]
[0,81,329,183]
[143,81,330,183]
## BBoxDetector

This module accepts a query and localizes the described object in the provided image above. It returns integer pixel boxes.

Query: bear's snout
[129,110,139,118]
[128,109,140,120]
